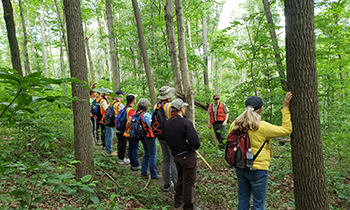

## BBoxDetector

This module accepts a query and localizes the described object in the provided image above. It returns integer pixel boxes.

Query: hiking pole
[209,128,218,147]
[186,140,212,170]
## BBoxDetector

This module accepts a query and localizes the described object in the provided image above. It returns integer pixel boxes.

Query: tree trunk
[101,10,113,83]
[40,0,49,77]
[285,0,329,209]
[150,1,158,84]
[262,0,287,91]
[97,15,108,80]
[18,0,31,75]
[54,0,69,64]
[59,30,68,96]
[202,3,209,87]
[131,0,157,105]
[27,6,38,71]
[105,0,120,90]
[85,34,95,84]
[165,0,183,95]
[2,0,23,76]
[63,0,94,180]
[48,35,57,78]
[175,0,195,123]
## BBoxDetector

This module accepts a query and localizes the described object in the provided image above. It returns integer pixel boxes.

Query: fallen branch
[143,175,151,189]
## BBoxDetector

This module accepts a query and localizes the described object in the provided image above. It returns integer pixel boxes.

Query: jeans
[116,132,127,160]
[128,137,140,167]
[159,139,178,188]
[100,123,106,147]
[141,137,158,179]
[174,151,197,210]
[235,168,268,210]
[212,122,226,148]
[105,126,114,154]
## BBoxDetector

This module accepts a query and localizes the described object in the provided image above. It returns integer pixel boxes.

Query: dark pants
[128,137,140,167]
[174,151,197,210]
[212,121,226,149]
[116,132,127,160]
[91,116,98,143]
[100,123,106,147]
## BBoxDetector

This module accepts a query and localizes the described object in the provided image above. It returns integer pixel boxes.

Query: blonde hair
[233,106,261,132]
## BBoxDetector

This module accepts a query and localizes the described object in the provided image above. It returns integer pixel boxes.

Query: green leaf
[81,174,93,183]
[276,172,285,181]
[33,197,43,203]
[90,196,99,204]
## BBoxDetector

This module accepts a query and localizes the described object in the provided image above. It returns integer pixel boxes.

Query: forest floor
[0,137,349,209]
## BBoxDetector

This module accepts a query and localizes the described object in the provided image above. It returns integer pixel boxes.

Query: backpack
[103,105,115,127]
[151,102,168,139]
[224,129,268,169]
[129,111,148,140]
[91,97,104,120]
[115,107,132,132]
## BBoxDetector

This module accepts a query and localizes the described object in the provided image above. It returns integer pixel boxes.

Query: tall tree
[202,1,209,87]
[63,0,94,180]
[165,0,183,95]
[105,0,120,90]
[131,0,157,105]
[85,34,95,84]
[262,0,287,91]
[285,0,329,209]
[18,0,31,75]
[2,0,23,76]
[54,0,69,63]
[40,0,49,77]
[175,0,195,123]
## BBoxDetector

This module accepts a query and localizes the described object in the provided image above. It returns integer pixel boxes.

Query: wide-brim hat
[93,86,110,94]
[157,86,175,100]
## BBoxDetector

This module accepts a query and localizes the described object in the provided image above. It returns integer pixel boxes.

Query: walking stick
[209,128,218,147]
[186,140,212,170]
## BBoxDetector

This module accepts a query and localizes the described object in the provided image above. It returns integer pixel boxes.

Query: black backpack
[103,105,115,127]
[151,102,168,139]
[129,111,148,140]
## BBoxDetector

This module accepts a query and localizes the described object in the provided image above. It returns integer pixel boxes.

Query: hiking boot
[163,181,174,192]
[123,158,130,164]
[117,159,125,164]
[141,174,149,180]
[108,151,118,156]
[130,166,141,171]
[151,174,162,180]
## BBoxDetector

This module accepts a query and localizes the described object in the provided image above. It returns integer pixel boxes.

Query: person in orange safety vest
[208,93,229,149]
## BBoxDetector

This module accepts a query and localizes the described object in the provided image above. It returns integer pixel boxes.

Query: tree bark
[18,0,31,75]
[262,0,287,91]
[165,0,183,95]
[54,0,69,64]
[285,0,329,209]
[2,0,23,76]
[175,0,195,123]
[132,0,157,105]
[59,30,68,96]
[97,15,108,80]
[27,6,38,72]
[63,0,94,180]
[85,34,95,84]
[40,0,49,77]
[48,35,57,78]
[106,0,120,90]
[202,2,209,87]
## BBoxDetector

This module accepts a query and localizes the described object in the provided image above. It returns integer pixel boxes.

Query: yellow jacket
[229,108,292,170]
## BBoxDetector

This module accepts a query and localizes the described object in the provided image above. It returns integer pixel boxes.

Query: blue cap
[115,90,126,95]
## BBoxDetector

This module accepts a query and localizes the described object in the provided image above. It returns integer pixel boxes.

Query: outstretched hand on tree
[283,92,293,108]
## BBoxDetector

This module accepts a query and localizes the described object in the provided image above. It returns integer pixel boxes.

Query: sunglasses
[214,98,220,100]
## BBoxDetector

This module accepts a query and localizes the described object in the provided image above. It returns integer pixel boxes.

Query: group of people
[89,82,293,210]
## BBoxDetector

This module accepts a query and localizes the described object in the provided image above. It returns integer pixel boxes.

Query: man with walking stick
[208,94,229,149]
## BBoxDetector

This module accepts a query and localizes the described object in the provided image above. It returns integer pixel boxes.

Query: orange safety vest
[123,107,134,137]
[209,102,226,124]
[112,100,122,115]
[99,97,110,124]
[140,111,155,138]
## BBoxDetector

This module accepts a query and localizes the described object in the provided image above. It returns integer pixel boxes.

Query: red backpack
[224,129,268,169]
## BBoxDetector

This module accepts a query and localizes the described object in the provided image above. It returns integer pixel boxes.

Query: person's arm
[264,92,293,139]
[222,113,229,126]
[125,115,132,131]
[143,112,151,126]
[208,115,212,129]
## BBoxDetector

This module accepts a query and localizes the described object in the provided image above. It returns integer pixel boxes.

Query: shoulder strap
[252,140,269,161]
[125,107,132,118]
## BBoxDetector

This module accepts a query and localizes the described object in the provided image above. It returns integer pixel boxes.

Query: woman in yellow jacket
[229,92,292,210]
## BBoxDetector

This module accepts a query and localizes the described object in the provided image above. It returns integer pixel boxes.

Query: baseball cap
[245,96,265,110]
[171,99,189,110]
[115,90,126,95]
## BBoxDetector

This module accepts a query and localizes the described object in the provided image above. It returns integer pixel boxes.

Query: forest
[0,0,349,209]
